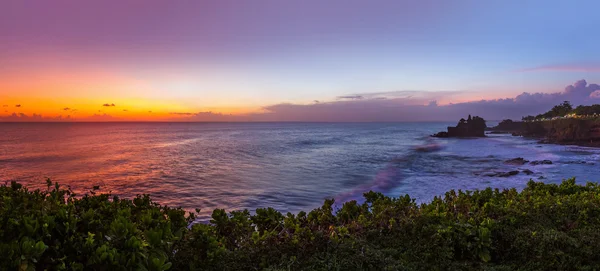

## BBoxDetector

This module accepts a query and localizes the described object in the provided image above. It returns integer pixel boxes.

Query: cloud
[15,104,21,107]
[590,90,600,98]
[123,109,128,112]
[168,111,241,122]
[517,64,600,73]
[242,79,600,121]
[336,90,465,105]
[337,95,363,100]
[102,103,116,107]
[0,113,71,122]
[63,107,71,111]
[6,79,600,122]
[2,105,7,107]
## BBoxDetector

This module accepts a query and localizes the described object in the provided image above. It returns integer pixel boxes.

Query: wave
[335,140,445,203]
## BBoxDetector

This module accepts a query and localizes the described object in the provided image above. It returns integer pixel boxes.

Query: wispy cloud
[15,104,21,107]
[516,64,600,73]
[102,103,116,107]
[337,95,364,100]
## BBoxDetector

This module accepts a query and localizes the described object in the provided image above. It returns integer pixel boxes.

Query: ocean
[2,122,600,220]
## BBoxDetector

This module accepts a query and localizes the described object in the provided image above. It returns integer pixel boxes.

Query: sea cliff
[489,118,600,146]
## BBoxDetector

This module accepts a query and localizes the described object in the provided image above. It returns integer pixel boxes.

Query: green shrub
[2,178,600,270]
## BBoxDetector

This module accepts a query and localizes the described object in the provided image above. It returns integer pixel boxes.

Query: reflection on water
[1,122,600,219]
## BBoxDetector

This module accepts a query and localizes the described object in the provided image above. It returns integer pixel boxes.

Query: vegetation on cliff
[522,101,600,121]
[487,101,600,145]
[3,178,600,270]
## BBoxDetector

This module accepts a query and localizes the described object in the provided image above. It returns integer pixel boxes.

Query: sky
[1,0,600,121]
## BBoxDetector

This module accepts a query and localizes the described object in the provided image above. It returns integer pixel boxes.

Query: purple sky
[1,0,600,121]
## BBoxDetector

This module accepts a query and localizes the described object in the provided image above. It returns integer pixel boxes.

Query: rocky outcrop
[484,170,520,177]
[490,119,600,147]
[432,115,486,138]
[530,160,553,165]
[522,169,534,175]
[504,158,529,165]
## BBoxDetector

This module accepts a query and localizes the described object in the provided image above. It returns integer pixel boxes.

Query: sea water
[1,122,599,219]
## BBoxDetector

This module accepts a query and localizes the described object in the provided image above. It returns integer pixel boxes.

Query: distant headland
[488,101,600,147]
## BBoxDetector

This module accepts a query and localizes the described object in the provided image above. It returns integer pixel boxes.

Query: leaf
[479,249,491,262]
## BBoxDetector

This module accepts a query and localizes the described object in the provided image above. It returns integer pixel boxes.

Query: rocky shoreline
[488,119,600,148]
[478,157,594,179]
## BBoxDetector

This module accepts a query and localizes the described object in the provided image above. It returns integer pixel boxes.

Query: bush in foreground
[2,178,600,270]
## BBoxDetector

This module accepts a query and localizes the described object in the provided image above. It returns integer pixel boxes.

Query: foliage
[521,115,535,121]
[470,115,487,130]
[526,101,600,121]
[0,180,191,271]
[3,178,600,270]
[573,104,600,116]
[535,101,573,119]
[522,101,600,121]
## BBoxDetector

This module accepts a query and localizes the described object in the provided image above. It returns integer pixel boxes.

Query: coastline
[488,118,600,148]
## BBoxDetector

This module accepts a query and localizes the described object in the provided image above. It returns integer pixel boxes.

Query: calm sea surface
[2,122,600,219]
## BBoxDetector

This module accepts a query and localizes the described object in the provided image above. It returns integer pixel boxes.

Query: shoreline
[488,119,600,148]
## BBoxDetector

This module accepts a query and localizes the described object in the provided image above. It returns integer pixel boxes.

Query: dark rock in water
[485,170,520,177]
[498,170,519,177]
[530,160,553,165]
[432,115,486,138]
[511,132,521,137]
[431,131,448,138]
[522,169,534,175]
[504,158,529,165]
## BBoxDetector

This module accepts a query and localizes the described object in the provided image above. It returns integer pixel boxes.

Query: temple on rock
[432,115,486,137]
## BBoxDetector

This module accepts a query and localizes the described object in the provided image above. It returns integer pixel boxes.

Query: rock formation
[432,115,486,137]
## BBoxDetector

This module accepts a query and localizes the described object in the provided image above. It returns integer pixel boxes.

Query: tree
[471,116,486,129]
[549,101,573,117]
[522,116,535,121]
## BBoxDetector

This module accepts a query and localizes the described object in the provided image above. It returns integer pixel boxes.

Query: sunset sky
[1,0,600,121]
